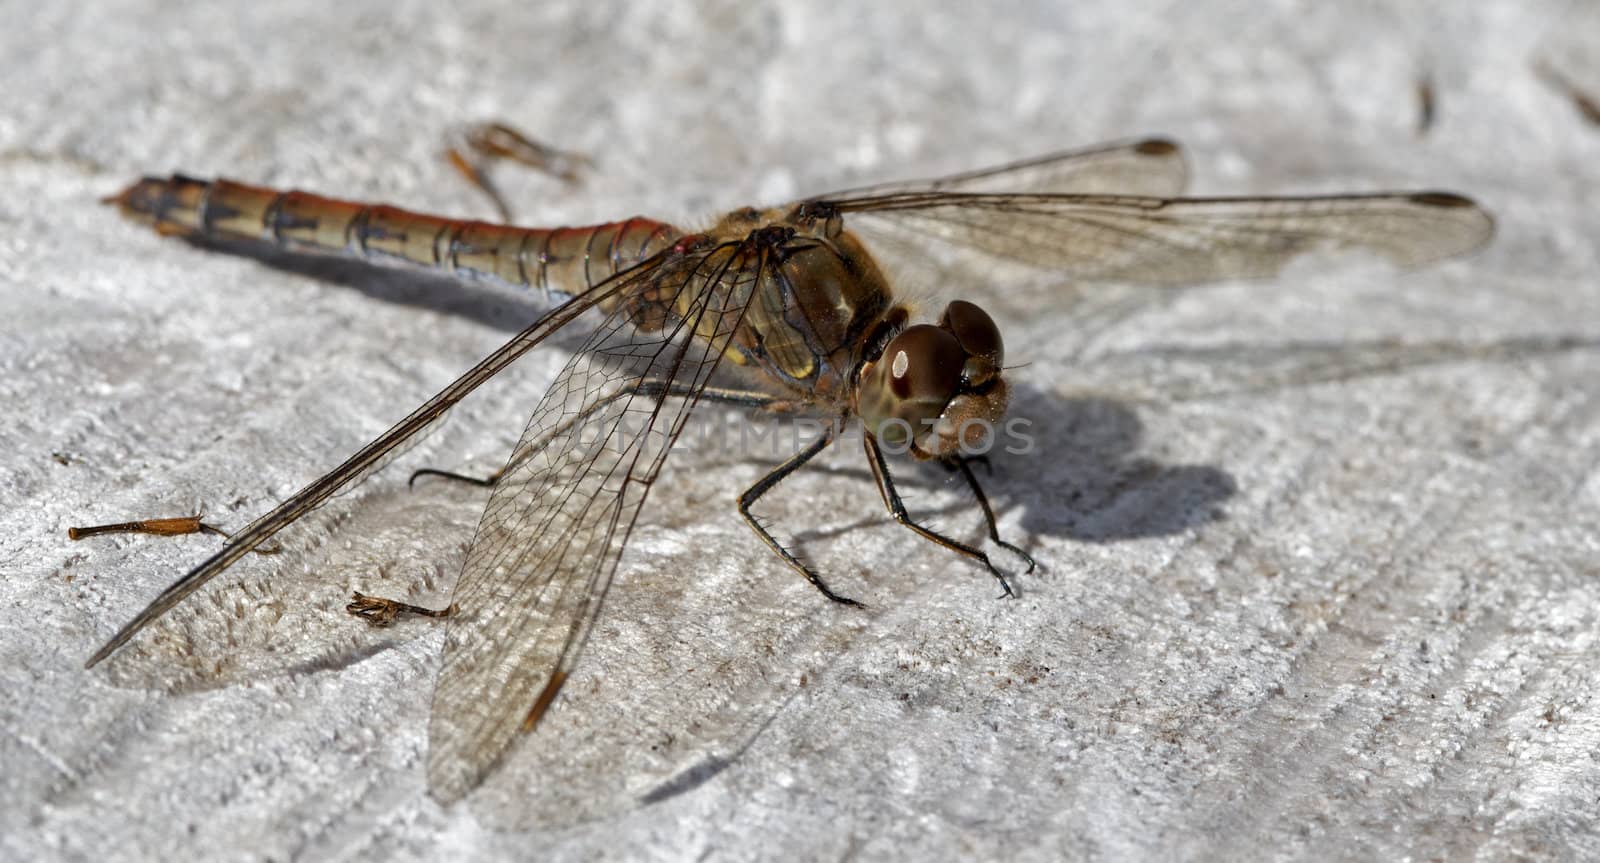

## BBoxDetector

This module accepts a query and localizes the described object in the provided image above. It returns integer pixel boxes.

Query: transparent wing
[822,137,1188,199]
[83,254,674,670]
[426,237,768,803]
[822,191,1494,286]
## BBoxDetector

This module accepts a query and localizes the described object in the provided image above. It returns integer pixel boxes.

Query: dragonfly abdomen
[106,176,681,298]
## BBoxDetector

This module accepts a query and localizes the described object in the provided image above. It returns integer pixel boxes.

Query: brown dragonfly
[76,136,1493,802]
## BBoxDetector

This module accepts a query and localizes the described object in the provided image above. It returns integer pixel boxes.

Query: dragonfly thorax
[855,300,1010,459]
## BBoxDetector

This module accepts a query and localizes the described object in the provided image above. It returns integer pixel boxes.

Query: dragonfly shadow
[776,382,1234,552]
[997,382,1236,542]
[185,236,574,341]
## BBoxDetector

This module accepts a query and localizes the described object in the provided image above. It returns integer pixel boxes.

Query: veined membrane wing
[824,137,1190,199]
[426,234,775,802]
[817,189,1493,288]
[82,251,677,670]
[811,138,1195,298]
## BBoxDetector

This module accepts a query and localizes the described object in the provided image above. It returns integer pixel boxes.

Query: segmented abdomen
[107,175,682,299]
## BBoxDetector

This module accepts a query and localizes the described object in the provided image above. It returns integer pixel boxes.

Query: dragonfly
[75,134,1493,802]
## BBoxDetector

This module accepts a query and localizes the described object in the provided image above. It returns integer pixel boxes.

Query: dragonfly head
[857,300,1009,459]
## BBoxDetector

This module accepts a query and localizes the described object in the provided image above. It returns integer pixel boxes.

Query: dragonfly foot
[815,580,865,608]
[979,557,1018,600]
[997,539,1037,574]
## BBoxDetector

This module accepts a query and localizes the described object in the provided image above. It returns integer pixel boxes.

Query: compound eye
[938,300,1003,386]
[882,325,966,405]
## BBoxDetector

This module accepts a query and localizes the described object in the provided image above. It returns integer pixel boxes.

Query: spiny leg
[946,456,1036,573]
[445,121,591,223]
[865,435,1015,598]
[409,380,789,489]
[738,422,862,606]
[68,512,281,555]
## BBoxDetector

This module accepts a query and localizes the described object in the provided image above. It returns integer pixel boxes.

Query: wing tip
[1134,137,1182,157]
[1408,190,1478,210]
[1410,190,1497,255]
[426,762,476,807]
[84,629,132,669]
[425,670,573,804]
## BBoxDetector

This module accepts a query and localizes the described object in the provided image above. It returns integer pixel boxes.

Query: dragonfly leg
[407,465,505,489]
[445,121,591,223]
[963,452,994,475]
[865,435,1016,598]
[946,456,1036,573]
[738,422,863,607]
[409,379,788,489]
[346,591,456,627]
[68,512,282,554]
